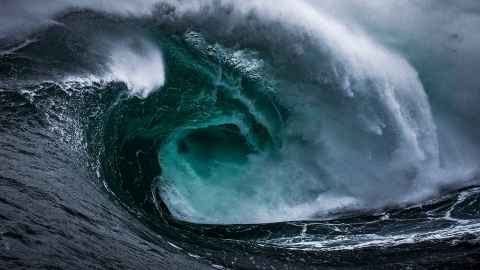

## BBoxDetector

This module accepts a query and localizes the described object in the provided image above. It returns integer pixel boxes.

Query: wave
[2,1,480,268]
[3,0,477,225]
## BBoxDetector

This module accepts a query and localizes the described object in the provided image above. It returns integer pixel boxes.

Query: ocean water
[2,1,480,269]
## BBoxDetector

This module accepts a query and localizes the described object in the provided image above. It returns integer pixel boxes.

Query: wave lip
[106,39,166,98]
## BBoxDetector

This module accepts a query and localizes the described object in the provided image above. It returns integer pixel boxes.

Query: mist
[0,0,159,39]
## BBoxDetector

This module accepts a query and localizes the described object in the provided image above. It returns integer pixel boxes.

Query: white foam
[266,222,480,251]
[106,40,165,98]
[62,39,166,98]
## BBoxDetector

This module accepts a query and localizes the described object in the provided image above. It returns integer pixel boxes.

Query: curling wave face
[101,1,475,225]
[2,0,480,268]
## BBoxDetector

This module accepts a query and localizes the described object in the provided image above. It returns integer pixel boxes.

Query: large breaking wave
[2,0,480,269]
